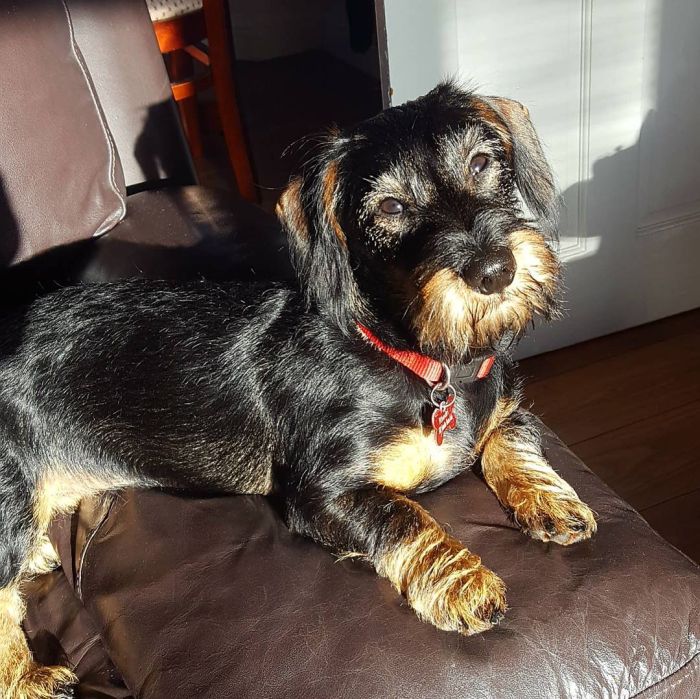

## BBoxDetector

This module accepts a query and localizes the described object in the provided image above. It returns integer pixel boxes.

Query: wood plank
[522,330,700,445]
[641,490,700,564]
[520,308,700,385]
[570,401,700,511]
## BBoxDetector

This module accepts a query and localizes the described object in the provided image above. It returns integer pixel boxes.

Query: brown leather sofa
[2,2,699,697]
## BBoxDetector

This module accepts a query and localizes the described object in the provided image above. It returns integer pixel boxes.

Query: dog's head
[277,82,561,362]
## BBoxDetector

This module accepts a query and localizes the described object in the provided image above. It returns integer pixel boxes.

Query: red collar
[356,323,495,387]
[357,323,495,446]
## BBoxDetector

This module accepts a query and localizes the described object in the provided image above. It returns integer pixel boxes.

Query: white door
[381,0,700,355]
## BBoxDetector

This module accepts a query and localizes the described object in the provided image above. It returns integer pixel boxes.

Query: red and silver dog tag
[430,365,457,446]
[431,399,457,445]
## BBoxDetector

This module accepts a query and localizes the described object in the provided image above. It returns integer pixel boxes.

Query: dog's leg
[0,457,77,699]
[477,399,596,544]
[287,487,506,635]
[24,535,61,577]
[0,583,76,699]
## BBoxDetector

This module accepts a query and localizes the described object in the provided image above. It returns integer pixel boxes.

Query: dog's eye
[379,198,405,215]
[469,154,489,176]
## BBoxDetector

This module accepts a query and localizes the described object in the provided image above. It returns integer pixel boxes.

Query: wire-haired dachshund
[0,82,595,698]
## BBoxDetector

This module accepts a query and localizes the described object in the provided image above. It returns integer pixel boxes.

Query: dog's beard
[410,229,561,359]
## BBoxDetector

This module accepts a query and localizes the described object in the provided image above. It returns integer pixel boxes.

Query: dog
[0,82,596,698]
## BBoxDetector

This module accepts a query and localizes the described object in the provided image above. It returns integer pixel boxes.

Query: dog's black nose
[463,248,517,294]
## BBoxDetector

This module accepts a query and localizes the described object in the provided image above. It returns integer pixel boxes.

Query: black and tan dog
[0,82,595,698]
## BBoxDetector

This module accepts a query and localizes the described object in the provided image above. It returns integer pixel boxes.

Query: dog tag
[429,368,457,446]
[432,400,457,446]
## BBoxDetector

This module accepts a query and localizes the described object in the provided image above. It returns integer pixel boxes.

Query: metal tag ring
[430,383,456,409]
[434,363,451,391]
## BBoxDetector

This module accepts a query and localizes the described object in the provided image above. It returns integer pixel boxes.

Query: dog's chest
[370,425,466,492]
[369,377,497,493]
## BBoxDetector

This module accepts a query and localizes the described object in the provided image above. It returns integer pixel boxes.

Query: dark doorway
[201,1,384,211]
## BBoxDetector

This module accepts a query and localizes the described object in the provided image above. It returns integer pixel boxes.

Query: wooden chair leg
[169,49,204,159]
[202,0,257,202]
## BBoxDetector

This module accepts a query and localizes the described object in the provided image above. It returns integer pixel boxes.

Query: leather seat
[23,427,700,698]
[0,187,291,309]
[91,187,292,283]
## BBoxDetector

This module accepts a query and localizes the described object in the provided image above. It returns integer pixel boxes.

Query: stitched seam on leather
[631,650,700,698]
[75,498,274,597]
[76,494,120,601]
[60,0,127,233]
[70,634,103,670]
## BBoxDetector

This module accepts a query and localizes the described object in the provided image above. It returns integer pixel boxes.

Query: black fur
[0,83,563,623]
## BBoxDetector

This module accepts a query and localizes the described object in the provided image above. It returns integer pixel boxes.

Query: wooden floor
[520,309,700,563]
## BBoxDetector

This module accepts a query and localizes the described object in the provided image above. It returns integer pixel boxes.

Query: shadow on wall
[519,0,700,357]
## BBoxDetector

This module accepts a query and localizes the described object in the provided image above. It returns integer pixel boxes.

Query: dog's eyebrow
[436,125,500,184]
[364,162,436,207]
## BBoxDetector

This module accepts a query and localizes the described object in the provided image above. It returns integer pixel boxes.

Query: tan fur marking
[24,535,60,577]
[478,406,597,545]
[276,177,309,245]
[475,396,519,453]
[0,584,76,698]
[376,502,506,634]
[470,99,513,156]
[321,161,347,246]
[0,472,125,697]
[372,426,454,491]
[411,229,559,358]
[32,472,123,544]
[509,228,560,293]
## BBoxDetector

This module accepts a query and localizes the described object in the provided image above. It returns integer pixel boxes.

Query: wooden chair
[148,0,257,202]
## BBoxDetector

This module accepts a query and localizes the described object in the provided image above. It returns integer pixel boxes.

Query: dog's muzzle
[462,247,517,295]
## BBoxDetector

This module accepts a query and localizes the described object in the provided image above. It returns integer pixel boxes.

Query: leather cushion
[49,428,700,698]
[86,187,292,282]
[0,0,126,266]
[23,568,131,699]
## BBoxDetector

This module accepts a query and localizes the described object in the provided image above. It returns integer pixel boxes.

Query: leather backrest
[0,0,127,266]
[67,0,195,191]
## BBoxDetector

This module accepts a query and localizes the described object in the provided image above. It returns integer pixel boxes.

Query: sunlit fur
[0,584,76,699]
[371,425,456,491]
[411,229,561,358]
[478,398,596,545]
[376,501,507,634]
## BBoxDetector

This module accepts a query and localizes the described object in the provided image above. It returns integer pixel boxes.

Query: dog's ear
[485,97,559,238]
[276,143,366,333]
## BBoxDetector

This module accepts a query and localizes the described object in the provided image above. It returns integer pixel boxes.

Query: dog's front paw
[409,556,507,635]
[509,486,597,545]
[380,533,507,635]
[10,662,77,699]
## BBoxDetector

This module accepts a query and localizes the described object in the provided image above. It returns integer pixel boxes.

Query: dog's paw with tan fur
[9,662,76,699]
[409,556,507,635]
[508,485,597,545]
[380,531,507,635]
